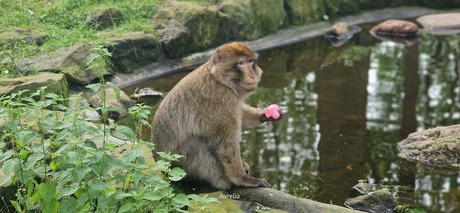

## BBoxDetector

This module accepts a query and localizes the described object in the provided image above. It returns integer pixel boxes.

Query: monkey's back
[151,62,242,157]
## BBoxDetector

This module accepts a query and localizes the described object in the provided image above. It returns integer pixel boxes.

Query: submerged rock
[398,125,460,170]
[105,32,163,73]
[345,190,396,213]
[18,43,109,85]
[324,22,361,47]
[417,13,460,35]
[130,87,163,99]
[369,19,418,37]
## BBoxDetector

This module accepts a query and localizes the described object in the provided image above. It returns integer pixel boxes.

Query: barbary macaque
[151,42,283,190]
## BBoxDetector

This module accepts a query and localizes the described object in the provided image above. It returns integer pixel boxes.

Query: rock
[18,43,109,85]
[284,0,324,25]
[88,6,123,30]
[88,88,135,120]
[105,32,163,73]
[130,87,163,99]
[370,19,418,37]
[219,0,285,40]
[350,182,378,197]
[398,125,460,170]
[344,190,397,213]
[153,1,230,59]
[416,13,460,35]
[0,72,68,98]
[0,27,48,46]
[324,22,361,47]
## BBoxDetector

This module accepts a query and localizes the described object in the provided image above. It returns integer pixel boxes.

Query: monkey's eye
[248,59,255,64]
[238,61,245,66]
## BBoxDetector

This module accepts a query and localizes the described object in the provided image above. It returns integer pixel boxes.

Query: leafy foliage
[0,86,217,212]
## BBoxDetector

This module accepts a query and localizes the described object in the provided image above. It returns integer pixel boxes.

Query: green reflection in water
[127,30,460,212]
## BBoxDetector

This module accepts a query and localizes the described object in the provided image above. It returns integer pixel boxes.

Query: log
[230,187,364,213]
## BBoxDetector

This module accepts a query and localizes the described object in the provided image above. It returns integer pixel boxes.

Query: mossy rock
[153,1,230,59]
[105,32,163,73]
[398,124,460,170]
[18,43,109,85]
[88,6,123,30]
[0,72,68,98]
[284,0,325,25]
[0,27,48,46]
[219,0,285,40]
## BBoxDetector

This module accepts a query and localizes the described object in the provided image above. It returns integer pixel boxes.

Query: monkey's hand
[260,112,285,122]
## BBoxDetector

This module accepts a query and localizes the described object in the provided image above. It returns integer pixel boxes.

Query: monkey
[151,42,283,190]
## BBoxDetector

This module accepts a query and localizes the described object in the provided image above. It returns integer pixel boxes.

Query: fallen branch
[230,187,364,213]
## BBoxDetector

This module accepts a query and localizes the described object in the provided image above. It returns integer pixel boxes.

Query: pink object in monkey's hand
[264,104,281,120]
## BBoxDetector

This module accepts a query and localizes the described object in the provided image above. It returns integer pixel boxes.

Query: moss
[284,0,325,25]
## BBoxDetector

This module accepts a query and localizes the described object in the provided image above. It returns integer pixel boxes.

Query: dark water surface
[124,26,460,212]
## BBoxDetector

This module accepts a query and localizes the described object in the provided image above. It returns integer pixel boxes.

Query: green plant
[0,86,217,212]
[0,44,217,212]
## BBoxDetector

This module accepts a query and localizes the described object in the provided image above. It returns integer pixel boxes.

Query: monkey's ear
[212,48,221,64]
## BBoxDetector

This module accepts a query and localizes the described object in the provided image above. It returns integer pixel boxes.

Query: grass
[0,0,217,79]
[0,0,223,79]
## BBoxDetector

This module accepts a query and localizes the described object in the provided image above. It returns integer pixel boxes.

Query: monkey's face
[236,56,260,92]
[211,42,263,96]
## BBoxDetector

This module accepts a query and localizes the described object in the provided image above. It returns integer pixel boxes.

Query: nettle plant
[0,87,216,213]
[0,46,217,213]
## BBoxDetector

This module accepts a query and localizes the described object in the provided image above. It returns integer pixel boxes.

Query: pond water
[124,24,460,212]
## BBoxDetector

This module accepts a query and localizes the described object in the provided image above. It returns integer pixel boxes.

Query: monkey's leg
[180,140,234,190]
[215,142,271,188]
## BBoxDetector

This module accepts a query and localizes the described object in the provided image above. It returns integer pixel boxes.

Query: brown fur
[151,42,273,190]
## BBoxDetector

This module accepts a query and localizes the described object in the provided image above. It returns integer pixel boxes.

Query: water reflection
[242,31,460,211]
[125,29,460,212]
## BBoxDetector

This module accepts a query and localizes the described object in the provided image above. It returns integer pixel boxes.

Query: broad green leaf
[0,149,14,162]
[118,203,134,213]
[18,131,39,146]
[60,197,77,213]
[32,183,59,213]
[157,152,182,161]
[169,167,186,181]
[25,152,44,169]
[172,193,190,208]
[122,147,143,162]
[2,158,18,175]
[112,126,136,141]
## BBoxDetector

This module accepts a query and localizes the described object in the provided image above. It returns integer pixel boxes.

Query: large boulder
[88,6,123,30]
[0,72,68,97]
[284,0,324,25]
[416,13,460,34]
[370,19,418,37]
[18,43,109,85]
[105,32,163,73]
[153,1,230,59]
[398,125,460,170]
[0,27,48,46]
[219,0,285,40]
